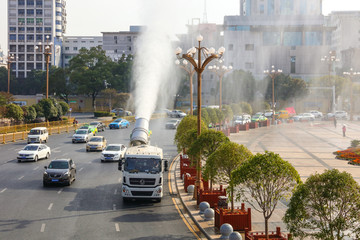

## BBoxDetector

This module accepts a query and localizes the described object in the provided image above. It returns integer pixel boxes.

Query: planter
[230,125,239,133]
[249,122,258,129]
[197,185,226,207]
[215,203,252,231]
[287,119,294,123]
[245,227,292,240]
[239,123,249,131]
[181,165,197,178]
[184,175,209,192]
[221,128,230,136]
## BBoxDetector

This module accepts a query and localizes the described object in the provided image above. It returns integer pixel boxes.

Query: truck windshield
[124,158,161,173]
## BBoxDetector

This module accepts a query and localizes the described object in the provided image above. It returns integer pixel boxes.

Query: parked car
[86,136,107,152]
[276,110,290,120]
[27,127,49,144]
[168,110,187,118]
[101,144,127,162]
[72,128,94,143]
[43,158,76,186]
[327,111,348,120]
[309,110,323,118]
[111,108,132,116]
[251,113,267,122]
[293,113,315,121]
[264,110,274,118]
[109,118,130,129]
[234,115,251,125]
[89,121,106,132]
[17,144,51,162]
[165,119,180,129]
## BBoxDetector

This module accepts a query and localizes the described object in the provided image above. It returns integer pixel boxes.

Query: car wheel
[123,197,131,203]
[18,159,21,163]
[34,155,38,162]
[46,152,50,159]
[43,182,48,187]
[101,160,104,163]
[72,140,75,143]
[86,149,89,152]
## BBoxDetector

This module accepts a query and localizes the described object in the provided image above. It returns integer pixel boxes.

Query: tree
[193,108,210,126]
[49,67,74,103]
[59,101,69,116]
[230,103,242,116]
[0,91,15,105]
[69,46,113,109]
[174,115,207,152]
[37,98,58,121]
[284,169,360,240]
[5,103,24,122]
[188,130,229,190]
[207,142,252,211]
[215,108,225,125]
[22,105,37,123]
[207,108,219,126]
[232,151,301,239]
[109,54,133,92]
[222,105,233,123]
[239,102,252,115]
[0,67,8,92]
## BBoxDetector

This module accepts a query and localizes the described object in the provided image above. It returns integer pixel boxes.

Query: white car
[234,115,251,125]
[293,113,315,121]
[309,110,323,118]
[168,110,187,118]
[101,144,127,162]
[17,144,51,162]
[264,111,274,118]
[327,111,348,120]
[72,129,94,143]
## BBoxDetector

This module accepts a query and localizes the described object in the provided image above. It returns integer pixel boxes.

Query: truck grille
[131,191,153,196]
[129,178,156,185]
[104,154,114,158]
[50,173,62,178]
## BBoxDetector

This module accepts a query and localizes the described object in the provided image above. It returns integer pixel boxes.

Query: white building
[7,0,67,78]
[62,36,103,67]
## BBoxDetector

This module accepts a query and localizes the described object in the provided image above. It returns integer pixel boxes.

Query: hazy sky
[0,0,359,53]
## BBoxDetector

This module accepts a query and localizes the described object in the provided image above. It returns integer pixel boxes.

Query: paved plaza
[174,119,360,239]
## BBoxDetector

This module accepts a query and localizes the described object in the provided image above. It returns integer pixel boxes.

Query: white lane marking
[57,188,63,194]
[18,176,24,180]
[8,147,15,151]
[52,147,61,153]
[114,189,117,195]
[79,167,84,172]
[33,166,39,170]
[40,223,46,232]
[118,177,122,183]
[115,223,120,232]
[0,188,7,193]
[113,204,116,210]
[48,203,53,210]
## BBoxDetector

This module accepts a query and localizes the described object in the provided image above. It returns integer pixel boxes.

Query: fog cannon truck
[118,117,168,202]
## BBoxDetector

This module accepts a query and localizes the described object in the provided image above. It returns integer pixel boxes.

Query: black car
[89,121,106,132]
[43,159,76,186]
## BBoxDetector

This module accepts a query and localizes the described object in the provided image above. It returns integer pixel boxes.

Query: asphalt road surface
[0,118,196,240]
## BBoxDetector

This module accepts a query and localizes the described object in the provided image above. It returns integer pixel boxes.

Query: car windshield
[124,158,161,173]
[168,120,178,123]
[29,130,40,135]
[79,126,88,129]
[48,161,69,169]
[90,122,98,126]
[90,137,102,142]
[114,119,122,122]
[24,145,39,151]
[76,130,87,134]
[105,145,120,151]
[235,116,243,120]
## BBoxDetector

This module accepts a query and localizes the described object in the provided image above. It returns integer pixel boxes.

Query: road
[0,118,197,240]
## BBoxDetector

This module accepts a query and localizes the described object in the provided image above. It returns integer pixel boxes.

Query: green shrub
[94,111,115,117]
[351,140,360,148]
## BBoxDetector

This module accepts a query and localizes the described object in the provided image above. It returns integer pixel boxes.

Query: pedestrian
[334,117,337,128]
[342,124,346,137]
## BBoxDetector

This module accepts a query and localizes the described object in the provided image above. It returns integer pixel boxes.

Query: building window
[36,0,42,6]
[228,44,234,51]
[18,34,25,42]
[18,18,25,25]
[36,35,42,41]
[36,9,43,16]
[127,36,132,42]
[73,47,78,51]
[10,34,17,41]
[36,63,42,69]
[10,27,16,32]
[65,47,69,50]
[18,0,25,6]
[27,0,34,6]
[36,18,43,25]
[263,32,281,45]
[65,55,72,59]
[245,62,254,69]
[291,56,296,74]
[27,34,35,41]
[27,9,34,15]
[18,9,25,15]
[44,27,51,33]
[27,27,34,32]
[18,27,25,32]
[27,18,35,25]
[36,27,43,32]
[56,20,61,25]
[260,5,264,14]
[81,41,86,43]
[56,12,61,16]
[245,44,254,51]
[27,45,35,52]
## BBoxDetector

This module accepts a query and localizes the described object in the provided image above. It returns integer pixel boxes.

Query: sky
[0,0,360,53]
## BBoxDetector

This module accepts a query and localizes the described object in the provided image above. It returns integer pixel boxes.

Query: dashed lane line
[114,189,117,195]
[33,166,39,170]
[115,223,120,232]
[40,223,46,232]
[113,204,116,210]
[118,177,121,183]
[48,203,53,210]
[57,188,63,194]
[0,188,7,193]
[79,167,84,172]
[18,176,24,180]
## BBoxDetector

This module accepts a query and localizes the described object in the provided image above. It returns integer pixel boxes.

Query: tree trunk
[230,184,234,212]
[265,216,269,239]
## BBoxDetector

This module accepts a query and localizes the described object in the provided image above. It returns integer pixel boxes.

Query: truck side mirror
[118,160,122,171]
[164,160,168,172]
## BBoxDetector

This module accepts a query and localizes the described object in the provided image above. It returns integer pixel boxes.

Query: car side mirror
[164,160,168,172]
[44,166,47,169]
[118,160,122,171]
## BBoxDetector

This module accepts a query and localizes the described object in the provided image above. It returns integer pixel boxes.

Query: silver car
[72,129,94,143]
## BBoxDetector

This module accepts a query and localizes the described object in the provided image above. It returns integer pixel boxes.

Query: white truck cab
[119,145,168,202]
[27,127,49,144]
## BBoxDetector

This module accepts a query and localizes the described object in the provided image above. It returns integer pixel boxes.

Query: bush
[351,140,360,148]
[94,111,115,117]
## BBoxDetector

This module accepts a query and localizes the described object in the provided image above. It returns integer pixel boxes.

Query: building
[223,0,334,81]
[62,36,103,67]
[7,0,67,78]
[101,26,143,61]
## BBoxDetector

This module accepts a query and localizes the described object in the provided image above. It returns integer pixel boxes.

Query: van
[27,127,49,144]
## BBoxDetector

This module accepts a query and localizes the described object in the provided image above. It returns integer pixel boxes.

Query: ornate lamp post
[208,61,233,110]
[36,35,53,99]
[264,66,282,123]
[176,35,225,197]
[321,51,340,113]
[175,59,196,115]
[6,52,15,94]
[343,68,360,121]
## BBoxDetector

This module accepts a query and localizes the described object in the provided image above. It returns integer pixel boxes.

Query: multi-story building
[223,0,334,81]
[62,36,103,67]
[101,26,143,61]
[7,0,67,78]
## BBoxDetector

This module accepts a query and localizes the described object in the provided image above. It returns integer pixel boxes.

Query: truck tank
[130,117,150,146]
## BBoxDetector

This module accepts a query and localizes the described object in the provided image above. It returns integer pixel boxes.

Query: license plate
[51,179,59,182]
[91,147,96,149]
[106,157,112,160]
[21,156,27,159]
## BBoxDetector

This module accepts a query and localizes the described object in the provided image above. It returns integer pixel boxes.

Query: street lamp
[264,66,282,123]
[175,59,196,115]
[208,60,233,111]
[36,35,53,99]
[176,35,225,197]
[321,51,340,113]
[6,51,15,94]
[343,68,360,121]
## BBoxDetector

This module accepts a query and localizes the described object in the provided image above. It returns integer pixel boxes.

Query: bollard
[2,134,5,144]
[22,131,25,140]
[199,201,210,214]
[204,208,214,221]
[12,133,15,142]
[220,223,233,239]
[58,126,60,134]
[66,125,69,133]
[187,185,195,195]
[229,231,242,240]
